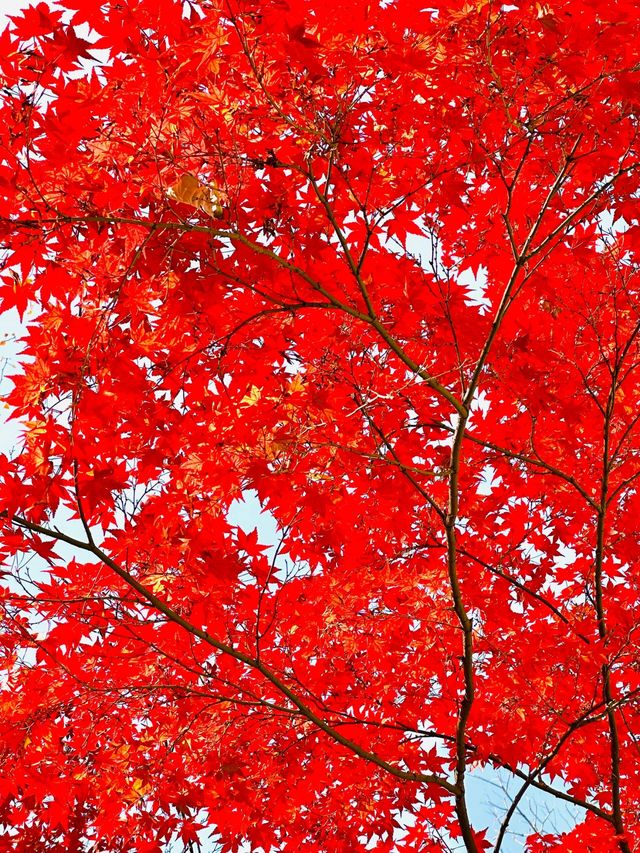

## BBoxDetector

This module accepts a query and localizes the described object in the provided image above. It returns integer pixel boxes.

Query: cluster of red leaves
[1,0,640,850]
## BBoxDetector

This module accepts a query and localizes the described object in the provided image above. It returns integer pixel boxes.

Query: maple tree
[3,0,640,849]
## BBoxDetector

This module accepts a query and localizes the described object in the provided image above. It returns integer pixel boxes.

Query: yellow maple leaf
[169,173,223,218]
[240,385,262,407]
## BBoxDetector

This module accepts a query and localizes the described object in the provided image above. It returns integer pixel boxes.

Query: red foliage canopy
[1,0,640,850]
